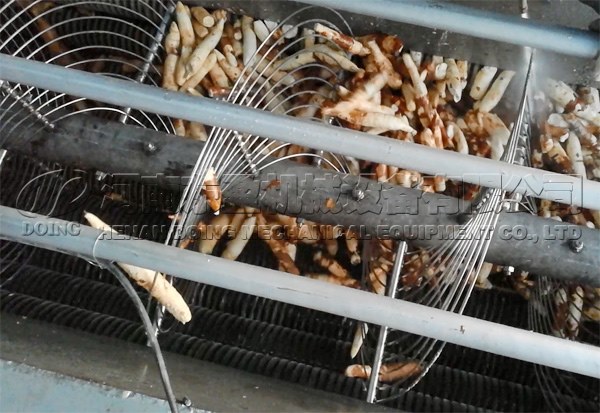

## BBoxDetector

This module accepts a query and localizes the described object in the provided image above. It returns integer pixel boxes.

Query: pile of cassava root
[88,3,520,342]
[77,2,599,380]
[530,81,600,339]
[152,3,520,379]
[157,3,518,295]
[20,0,599,385]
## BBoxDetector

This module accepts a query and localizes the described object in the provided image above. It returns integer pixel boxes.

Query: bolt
[95,171,108,181]
[145,142,157,153]
[569,239,584,253]
[503,266,515,276]
[181,397,192,408]
[352,186,365,201]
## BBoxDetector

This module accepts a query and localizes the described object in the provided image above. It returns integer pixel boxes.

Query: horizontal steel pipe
[0,205,599,378]
[3,113,599,285]
[2,55,600,210]
[297,0,600,59]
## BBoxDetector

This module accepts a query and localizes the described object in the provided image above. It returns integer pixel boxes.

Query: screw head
[182,397,192,407]
[352,186,365,201]
[145,142,157,153]
[503,265,515,276]
[95,171,107,181]
[569,239,584,253]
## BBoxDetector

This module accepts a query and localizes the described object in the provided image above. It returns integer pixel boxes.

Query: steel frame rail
[2,54,600,210]
[1,205,599,379]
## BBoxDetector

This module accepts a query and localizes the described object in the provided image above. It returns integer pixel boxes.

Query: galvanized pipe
[298,0,600,58]
[2,54,599,210]
[1,205,599,378]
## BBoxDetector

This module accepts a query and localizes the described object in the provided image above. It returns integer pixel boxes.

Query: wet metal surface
[0,314,391,412]
[0,360,178,413]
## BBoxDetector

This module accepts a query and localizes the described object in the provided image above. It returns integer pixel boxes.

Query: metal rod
[1,205,599,378]
[0,148,6,169]
[128,3,178,343]
[520,0,529,19]
[366,241,407,403]
[2,112,599,285]
[297,0,599,58]
[118,3,175,125]
[1,55,599,210]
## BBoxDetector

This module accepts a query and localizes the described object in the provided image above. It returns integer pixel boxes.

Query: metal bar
[118,3,175,124]
[3,112,599,285]
[0,148,6,169]
[366,241,407,403]
[126,4,178,342]
[1,55,599,210]
[297,0,599,58]
[1,205,599,378]
[520,0,529,19]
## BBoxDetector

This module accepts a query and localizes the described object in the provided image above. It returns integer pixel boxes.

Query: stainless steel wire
[153,6,357,331]
[362,48,537,403]
[1,0,174,138]
[0,0,178,332]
